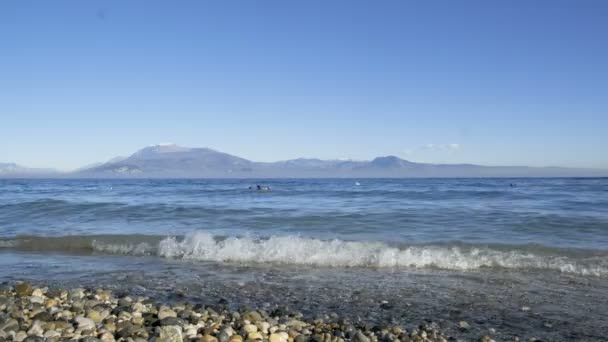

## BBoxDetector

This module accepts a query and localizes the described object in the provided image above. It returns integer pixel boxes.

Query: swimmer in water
[249,185,271,191]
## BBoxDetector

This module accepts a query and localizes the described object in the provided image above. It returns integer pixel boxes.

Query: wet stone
[15,283,33,297]
[79,338,103,342]
[218,330,230,342]
[110,306,130,316]
[229,335,243,342]
[158,325,183,342]
[0,318,20,332]
[242,311,262,323]
[75,317,96,331]
[458,321,470,331]
[117,298,131,307]
[354,331,370,342]
[160,317,186,327]
[201,335,219,342]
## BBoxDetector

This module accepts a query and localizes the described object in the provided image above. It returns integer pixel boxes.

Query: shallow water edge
[1,251,607,341]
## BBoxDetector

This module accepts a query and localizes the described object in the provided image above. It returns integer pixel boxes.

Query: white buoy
[355,182,361,186]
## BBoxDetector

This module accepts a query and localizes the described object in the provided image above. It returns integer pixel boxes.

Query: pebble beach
[0,282,470,342]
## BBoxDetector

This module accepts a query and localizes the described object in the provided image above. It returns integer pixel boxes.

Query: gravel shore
[0,282,498,342]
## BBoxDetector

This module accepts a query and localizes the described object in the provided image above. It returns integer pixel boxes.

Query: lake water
[1,178,607,340]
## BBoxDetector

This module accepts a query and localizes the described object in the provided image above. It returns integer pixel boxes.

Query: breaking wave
[2,232,607,276]
[157,232,608,276]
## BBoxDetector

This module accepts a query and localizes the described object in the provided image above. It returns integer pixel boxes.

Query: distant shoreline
[3,145,607,178]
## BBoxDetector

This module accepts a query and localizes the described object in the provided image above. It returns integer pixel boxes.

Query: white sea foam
[157,232,607,276]
[6,232,604,276]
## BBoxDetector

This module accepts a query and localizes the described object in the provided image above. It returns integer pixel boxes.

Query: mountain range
[1,144,606,178]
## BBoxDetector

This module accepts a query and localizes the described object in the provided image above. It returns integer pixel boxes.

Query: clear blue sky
[1,0,607,170]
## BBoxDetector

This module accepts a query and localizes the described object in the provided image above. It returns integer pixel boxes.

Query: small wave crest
[2,233,606,276]
[91,240,155,255]
[157,232,608,276]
